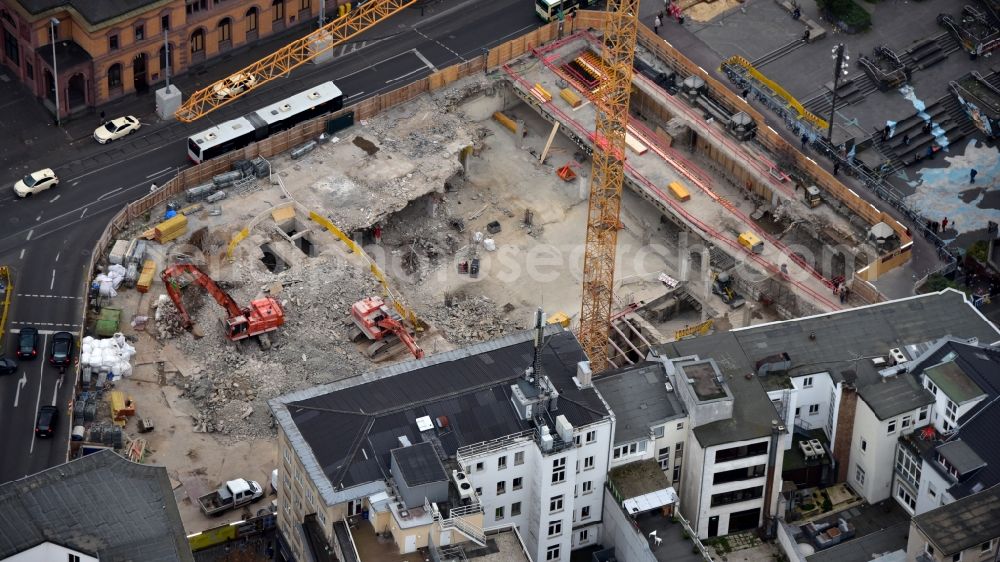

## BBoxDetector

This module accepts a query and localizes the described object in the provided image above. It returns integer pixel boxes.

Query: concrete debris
[422,295,521,346]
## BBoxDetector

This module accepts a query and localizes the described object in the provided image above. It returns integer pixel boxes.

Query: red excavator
[161,263,284,349]
[349,296,423,360]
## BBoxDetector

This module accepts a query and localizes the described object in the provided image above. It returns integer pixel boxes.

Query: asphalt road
[0,0,541,484]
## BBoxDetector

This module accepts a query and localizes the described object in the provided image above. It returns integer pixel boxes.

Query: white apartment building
[270,326,613,562]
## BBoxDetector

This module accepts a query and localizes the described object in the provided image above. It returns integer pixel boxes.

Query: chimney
[576,361,593,388]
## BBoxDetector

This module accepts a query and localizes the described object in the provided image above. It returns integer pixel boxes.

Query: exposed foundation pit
[277,216,319,257]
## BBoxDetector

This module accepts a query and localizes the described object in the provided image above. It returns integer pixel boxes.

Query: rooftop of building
[857,372,934,421]
[908,339,1000,499]
[804,521,909,562]
[593,362,686,444]
[608,459,672,500]
[15,0,165,26]
[0,449,193,561]
[392,441,447,487]
[913,483,1000,556]
[270,326,609,505]
[924,360,986,405]
[936,440,987,475]
[678,360,731,401]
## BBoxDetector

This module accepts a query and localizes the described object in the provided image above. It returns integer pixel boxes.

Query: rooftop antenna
[527,308,547,388]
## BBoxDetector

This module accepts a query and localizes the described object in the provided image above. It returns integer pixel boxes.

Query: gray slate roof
[857,373,934,420]
[0,449,193,561]
[15,0,164,26]
[593,362,687,444]
[914,484,1000,556]
[805,521,909,562]
[270,327,609,504]
[937,440,986,475]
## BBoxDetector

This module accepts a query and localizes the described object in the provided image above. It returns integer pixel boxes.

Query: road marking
[35,215,41,221]
[19,249,25,259]
[54,252,60,262]
[350,91,366,99]
[51,375,63,407]
[337,49,417,80]
[15,294,81,299]
[385,67,427,84]
[80,207,88,218]
[96,187,123,201]
[14,372,27,408]
[25,229,33,241]
[413,48,439,72]
[147,167,171,179]
[412,28,466,62]
[29,336,46,455]
[49,194,60,203]
[72,181,79,187]
[49,269,55,291]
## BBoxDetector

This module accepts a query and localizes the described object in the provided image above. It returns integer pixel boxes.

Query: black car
[49,331,74,367]
[17,327,38,359]
[0,357,17,375]
[35,405,58,438]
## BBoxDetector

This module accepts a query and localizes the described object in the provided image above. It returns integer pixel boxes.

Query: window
[546,545,560,561]
[676,422,684,430]
[855,464,866,486]
[675,442,683,455]
[498,456,507,470]
[190,29,204,53]
[584,455,594,470]
[943,419,954,433]
[613,442,647,459]
[952,553,961,562]
[69,555,81,562]
[135,24,145,41]
[513,477,523,491]
[926,544,935,556]
[26,62,33,80]
[795,407,801,418]
[475,462,484,472]
[514,451,524,466]
[161,14,170,31]
[574,435,581,446]
[579,529,589,542]
[946,399,958,421]
[653,425,665,438]
[861,439,867,452]
[186,0,208,15]
[550,494,563,513]
[981,540,994,553]
[808,404,820,415]
[218,18,231,43]
[581,505,591,519]
[901,414,912,429]
[803,376,813,388]
[511,502,521,516]
[272,0,285,21]
[928,483,937,498]
[586,430,596,443]
[896,448,922,487]
[109,34,119,50]
[926,379,939,396]
[495,506,504,520]
[715,441,769,462]
[710,485,764,507]
[658,447,670,470]
[108,63,122,89]
[582,480,592,494]
[496,481,506,495]
[712,464,766,484]
[552,457,566,484]
[888,419,898,434]
[246,7,259,31]
[548,520,562,537]
[896,484,916,511]
[301,0,311,8]
[919,406,929,421]
[672,464,682,482]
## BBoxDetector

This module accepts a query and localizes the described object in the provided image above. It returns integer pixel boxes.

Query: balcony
[347,519,427,562]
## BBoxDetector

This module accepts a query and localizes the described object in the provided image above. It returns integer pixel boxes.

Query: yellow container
[560,88,581,108]
[668,181,690,202]
[493,111,517,133]
[154,214,188,243]
[137,259,156,293]
[533,83,552,102]
[547,311,571,328]
[738,231,764,253]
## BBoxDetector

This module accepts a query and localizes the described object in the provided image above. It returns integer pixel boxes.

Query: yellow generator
[805,185,821,208]
[738,231,764,254]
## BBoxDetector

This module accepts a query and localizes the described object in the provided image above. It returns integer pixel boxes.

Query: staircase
[435,504,486,547]
[751,38,808,68]
[802,74,878,118]
[870,93,976,174]
[898,32,958,71]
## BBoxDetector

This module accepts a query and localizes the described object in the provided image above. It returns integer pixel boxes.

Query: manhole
[260,244,288,273]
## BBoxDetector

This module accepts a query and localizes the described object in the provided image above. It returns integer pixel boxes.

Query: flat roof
[17,0,163,26]
[806,522,909,562]
[925,361,985,404]
[937,440,986,476]
[857,374,934,421]
[392,442,447,487]
[608,459,672,500]
[270,327,609,505]
[678,360,729,401]
[914,484,1000,556]
[593,362,686,444]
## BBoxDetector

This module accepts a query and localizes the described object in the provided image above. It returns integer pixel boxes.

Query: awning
[623,487,678,514]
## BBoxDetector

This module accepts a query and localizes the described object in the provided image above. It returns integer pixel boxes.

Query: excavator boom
[162,264,244,320]
[376,317,424,359]
[175,0,418,122]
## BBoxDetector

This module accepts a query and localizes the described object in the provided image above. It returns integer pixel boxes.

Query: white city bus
[535,0,596,22]
[187,81,344,163]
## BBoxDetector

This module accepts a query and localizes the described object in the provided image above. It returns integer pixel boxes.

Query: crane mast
[578,0,641,373]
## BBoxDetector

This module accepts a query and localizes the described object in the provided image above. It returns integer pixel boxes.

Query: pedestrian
[792,6,801,20]
[882,124,891,141]
[741,88,750,100]
[149,183,158,193]
[950,219,956,231]
[970,168,978,183]
[99,110,106,125]
[833,161,841,176]
[654,14,661,34]
[926,145,934,160]
[942,217,948,231]
[902,134,911,146]
[373,223,383,244]
[922,121,932,135]
[801,133,809,148]
[802,29,810,42]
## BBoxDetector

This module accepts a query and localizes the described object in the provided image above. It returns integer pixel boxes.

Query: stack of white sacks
[80,333,136,380]
[93,264,129,299]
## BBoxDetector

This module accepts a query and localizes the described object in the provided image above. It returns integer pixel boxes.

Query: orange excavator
[161,263,284,349]
[349,296,423,360]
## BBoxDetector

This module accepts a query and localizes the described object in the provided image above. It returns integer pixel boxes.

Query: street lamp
[50,17,60,126]
[827,43,849,143]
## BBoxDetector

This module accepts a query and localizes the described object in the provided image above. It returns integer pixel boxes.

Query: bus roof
[254,81,343,126]
[189,116,256,147]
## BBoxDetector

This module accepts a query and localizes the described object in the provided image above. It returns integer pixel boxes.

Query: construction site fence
[0,266,10,347]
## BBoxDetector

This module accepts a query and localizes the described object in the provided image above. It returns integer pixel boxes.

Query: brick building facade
[0,0,326,118]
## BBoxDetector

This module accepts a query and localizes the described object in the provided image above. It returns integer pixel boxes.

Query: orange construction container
[668,181,691,202]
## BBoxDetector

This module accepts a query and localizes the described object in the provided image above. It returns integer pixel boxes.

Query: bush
[968,240,989,263]
[801,503,815,511]
[822,497,833,512]
[817,0,872,31]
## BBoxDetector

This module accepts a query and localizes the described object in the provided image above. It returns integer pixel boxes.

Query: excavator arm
[376,317,424,359]
[175,0,419,123]
[161,264,245,328]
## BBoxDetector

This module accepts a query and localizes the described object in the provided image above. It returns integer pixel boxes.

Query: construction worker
[654,14,661,34]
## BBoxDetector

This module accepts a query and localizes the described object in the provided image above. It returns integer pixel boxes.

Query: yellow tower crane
[175,0,418,123]
[577,1,641,373]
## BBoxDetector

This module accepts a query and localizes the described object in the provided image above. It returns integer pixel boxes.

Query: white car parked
[94,115,141,144]
[212,73,258,99]
[14,169,59,198]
